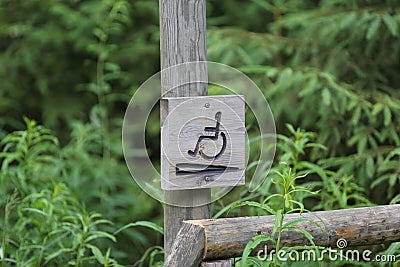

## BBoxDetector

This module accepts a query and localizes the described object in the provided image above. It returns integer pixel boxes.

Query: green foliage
[0,0,162,264]
[0,0,159,136]
[0,119,122,266]
[1,0,400,265]
[213,1,400,259]
[13,185,118,266]
[0,117,60,195]
[0,119,164,266]
[208,0,400,204]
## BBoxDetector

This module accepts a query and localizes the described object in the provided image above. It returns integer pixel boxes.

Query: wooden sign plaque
[161,95,245,190]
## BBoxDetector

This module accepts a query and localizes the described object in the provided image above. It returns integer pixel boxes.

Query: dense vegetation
[0,0,399,266]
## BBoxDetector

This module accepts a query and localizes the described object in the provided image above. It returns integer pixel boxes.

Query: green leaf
[322,87,331,106]
[372,102,383,116]
[213,195,256,218]
[382,14,398,36]
[230,201,276,216]
[371,174,390,189]
[366,157,374,178]
[241,235,275,267]
[284,197,290,210]
[22,208,49,217]
[286,124,296,135]
[288,200,305,213]
[288,226,315,246]
[86,231,116,243]
[390,194,400,204]
[384,107,392,126]
[237,46,253,65]
[282,218,311,230]
[385,148,400,161]
[389,174,398,187]
[251,0,276,13]
[45,248,74,264]
[86,244,104,264]
[366,17,381,40]
[357,137,367,154]
[299,76,318,97]
[114,221,164,236]
[305,143,327,151]
[272,210,282,237]
[135,246,164,267]
[351,107,361,125]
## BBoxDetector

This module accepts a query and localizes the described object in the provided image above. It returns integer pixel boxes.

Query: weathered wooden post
[160,0,242,266]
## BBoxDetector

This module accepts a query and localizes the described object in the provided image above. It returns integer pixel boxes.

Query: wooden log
[164,205,400,264]
[160,0,231,266]
[164,221,205,266]
[163,190,211,262]
[201,260,232,266]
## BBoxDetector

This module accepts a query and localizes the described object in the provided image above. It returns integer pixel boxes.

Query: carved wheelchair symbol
[161,95,245,189]
[188,111,227,160]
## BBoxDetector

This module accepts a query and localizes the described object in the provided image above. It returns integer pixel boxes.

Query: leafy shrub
[0,119,124,266]
[207,0,400,205]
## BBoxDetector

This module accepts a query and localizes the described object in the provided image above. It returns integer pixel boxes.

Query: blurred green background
[0,0,399,266]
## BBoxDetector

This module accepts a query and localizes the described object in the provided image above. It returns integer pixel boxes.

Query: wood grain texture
[166,205,400,263]
[160,0,209,260]
[161,95,245,190]
[163,190,210,255]
[160,0,207,97]
[164,222,205,267]
[200,260,232,267]
[160,1,230,266]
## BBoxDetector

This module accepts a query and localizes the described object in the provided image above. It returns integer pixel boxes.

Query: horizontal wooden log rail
[164,204,400,266]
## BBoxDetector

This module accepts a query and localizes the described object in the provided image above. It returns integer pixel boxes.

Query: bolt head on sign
[161,95,245,190]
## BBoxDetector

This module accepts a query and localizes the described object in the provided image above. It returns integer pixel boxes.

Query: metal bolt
[205,176,210,182]
[204,103,210,108]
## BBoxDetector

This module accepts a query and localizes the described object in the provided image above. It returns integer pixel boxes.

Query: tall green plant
[236,164,322,267]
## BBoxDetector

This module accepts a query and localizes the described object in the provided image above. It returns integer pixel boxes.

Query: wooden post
[159,0,231,266]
